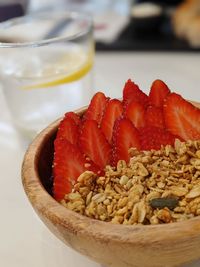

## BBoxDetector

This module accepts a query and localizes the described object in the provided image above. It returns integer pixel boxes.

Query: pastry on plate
[173,0,200,47]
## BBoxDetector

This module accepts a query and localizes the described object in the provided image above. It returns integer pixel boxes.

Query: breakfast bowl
[22,100,200,267]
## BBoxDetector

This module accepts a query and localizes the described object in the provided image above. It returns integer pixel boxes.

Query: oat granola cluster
[61,139,200,225]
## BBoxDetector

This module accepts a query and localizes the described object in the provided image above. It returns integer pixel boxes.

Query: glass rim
[0,11,93,48]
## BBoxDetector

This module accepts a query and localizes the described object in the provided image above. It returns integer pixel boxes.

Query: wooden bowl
[22,105,200,267]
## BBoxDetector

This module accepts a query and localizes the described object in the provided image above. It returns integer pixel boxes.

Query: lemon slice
[22,48,94,90]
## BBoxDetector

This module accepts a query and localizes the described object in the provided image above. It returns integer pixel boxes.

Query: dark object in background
[0,0,28,22]
[135,0,183,6]
[130,2,164,34]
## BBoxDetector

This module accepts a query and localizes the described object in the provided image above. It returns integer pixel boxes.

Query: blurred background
[0,0,200,51]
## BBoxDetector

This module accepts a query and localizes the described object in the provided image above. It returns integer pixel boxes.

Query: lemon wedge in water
[22,48,94,90]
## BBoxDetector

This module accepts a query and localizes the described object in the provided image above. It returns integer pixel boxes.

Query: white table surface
[1,52,200,267]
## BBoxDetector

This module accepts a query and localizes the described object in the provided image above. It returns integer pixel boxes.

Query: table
[1,52,200,267]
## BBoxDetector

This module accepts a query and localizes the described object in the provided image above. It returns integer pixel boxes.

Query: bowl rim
[22,104,200,245]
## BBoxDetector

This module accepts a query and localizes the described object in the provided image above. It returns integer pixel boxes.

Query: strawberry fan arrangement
[53,79,200,201]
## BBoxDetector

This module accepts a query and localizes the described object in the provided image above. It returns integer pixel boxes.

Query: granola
[61,139,200,225]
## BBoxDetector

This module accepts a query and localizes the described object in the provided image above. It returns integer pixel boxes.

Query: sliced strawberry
[53,139,87,201]
[85,158,104,176]
[123,79,149,107]
[139,126,177,150]
[79,120,111,169]
[56,116,79,145]
[100,99,123,143]
[84,92,109,124]
[145,105,165,128]
[124,100,146,128]
[164,93,200,141]
[149,79,170,108]
[111,118,141,166]
[64,111,80,125]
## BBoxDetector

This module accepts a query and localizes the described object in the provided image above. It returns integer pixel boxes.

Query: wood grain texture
[22,103,200,267]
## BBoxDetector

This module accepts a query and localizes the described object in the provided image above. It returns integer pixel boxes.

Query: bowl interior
[36,127,57,196]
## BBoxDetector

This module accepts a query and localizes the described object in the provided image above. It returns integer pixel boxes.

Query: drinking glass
[0,11,94,139]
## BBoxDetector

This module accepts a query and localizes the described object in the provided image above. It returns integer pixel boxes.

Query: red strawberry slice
[124,100,146,128]
[123,79,149,107]
[56,116,79,145]
[111,118,141,166]
[85,158,104,176]
[100,99,123,143]
[145,105,165,128]
[65,111,80,125]
[53,139,87,201]
[139,126,177,150]
[149,79,170,108]
[84,92,109,124]
[79,120,111,169]
[164,93,200,141]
